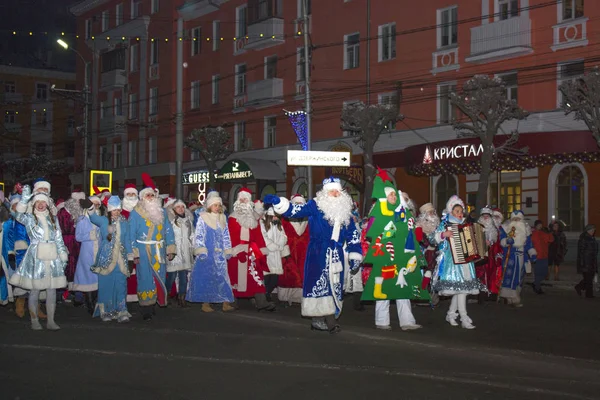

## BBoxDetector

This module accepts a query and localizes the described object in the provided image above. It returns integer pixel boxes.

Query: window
[438,83,457,123]
[130,44,139,71]
[191,80,200,109]
[101,11,109,32]
[344,33,360,70]
[499,73,518,102]
[378,92,399,130]
[113,143,123,168]
[150,40,159,64]
[438,6,458,48]
[213,21,220,51]
[85,19,92,39]
[235,121,247,151]
[35,143,47,156]
[131,0,142,19]
[435,175,458,214]
[128,140,137,166]
[4,81,15,93]
[562,0,584,21]
[149,88,158,115]
[558,60,585,104]
[151,0,159,14]
[499,0,519,20]
[100,101,108,119]
[114,98,123,116]
[212,75,220,104]
[100,145,109,169]
[101,48,126,72]
[191,27,201,56]
[378,23,396,62]
[235,64,247,95]
[190,149,200,161]
[555,165,585,231]
[248,0,283,23]
[265,55,277,79]
[236,5,248,38]
[4,110,16,124]
[297,47,311,81]
[36,83,48,100]
[35,110,48,126]
[148,137,157,164]
[265,116,276,148]
[129,93,138,119]
[67,115,75,136]
[116,3,123,26]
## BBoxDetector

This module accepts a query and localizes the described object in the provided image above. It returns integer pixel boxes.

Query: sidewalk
[523,262,585,291]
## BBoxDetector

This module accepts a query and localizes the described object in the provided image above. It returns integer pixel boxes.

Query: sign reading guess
[423,144,488,164]
[182,170,210,185]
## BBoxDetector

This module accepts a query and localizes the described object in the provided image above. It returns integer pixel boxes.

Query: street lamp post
[57,39,91,192]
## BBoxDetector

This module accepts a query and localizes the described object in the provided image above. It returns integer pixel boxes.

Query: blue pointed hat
[107,195,122,212]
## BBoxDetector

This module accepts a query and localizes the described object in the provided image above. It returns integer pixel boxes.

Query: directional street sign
[287,150,351,167]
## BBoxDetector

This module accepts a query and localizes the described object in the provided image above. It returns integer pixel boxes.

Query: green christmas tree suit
[361,172,430,301]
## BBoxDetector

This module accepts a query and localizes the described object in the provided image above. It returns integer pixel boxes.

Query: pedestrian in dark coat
[575,224,598,299]
[548,221,568,281]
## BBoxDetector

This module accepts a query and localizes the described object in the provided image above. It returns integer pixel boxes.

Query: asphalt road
[1,284,599,400]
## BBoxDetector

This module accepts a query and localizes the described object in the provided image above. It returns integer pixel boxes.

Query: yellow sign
[90,170,112,195]
[0,182,4,193]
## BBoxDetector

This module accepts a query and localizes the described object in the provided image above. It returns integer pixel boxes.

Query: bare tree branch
[559,66,600,148]
[1,154,67,184]
[184,125,233,184]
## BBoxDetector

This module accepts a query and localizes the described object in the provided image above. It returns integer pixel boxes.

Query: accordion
[447,222,488,265]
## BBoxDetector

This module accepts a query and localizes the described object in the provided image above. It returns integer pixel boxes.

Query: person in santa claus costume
[476,206,504,300]
[499,210,536,307]
[415,202,440,306]
[122,184,139,302]
[432,195,485,329]
[227,188,274,311]
[278,194,309,306]
[128,173,177,320]
[266,177,363,333]
[57,189,85,302]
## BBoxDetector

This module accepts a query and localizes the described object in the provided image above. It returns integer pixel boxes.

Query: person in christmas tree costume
[362,168,429,331]
[432,195,486,329]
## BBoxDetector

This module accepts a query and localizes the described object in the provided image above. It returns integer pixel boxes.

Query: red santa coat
[227,216,268,298]
[57,207,80,284]
[279,219,309,288]
[475,230,503,294]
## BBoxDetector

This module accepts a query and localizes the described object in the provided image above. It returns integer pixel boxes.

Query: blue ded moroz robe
[128,205,176,307]
[274,198,362,317]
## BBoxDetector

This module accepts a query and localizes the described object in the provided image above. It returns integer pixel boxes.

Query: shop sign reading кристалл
[423,143,488,164]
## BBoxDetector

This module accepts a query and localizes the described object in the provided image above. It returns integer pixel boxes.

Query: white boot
[46,303,60,331]
[446,295,459,326]
[28,291,42,330]
[30,314,43,330]
[457,293,475,329]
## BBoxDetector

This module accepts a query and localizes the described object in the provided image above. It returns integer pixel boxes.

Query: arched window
[435,174,457,214]
[260,184,276,199]
[556,165,584,232]
[291,178,308,198]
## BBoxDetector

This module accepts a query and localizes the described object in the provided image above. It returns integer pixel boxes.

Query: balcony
[178,0,226,20]
[466,15,532,64]
[246,78,284,108]
[100,69,127,91]
[3,123,22,134]
[85,16,150,52]
[431,47,460,75]
[246,18,285,50]
[233,93,247,113]
[99,115,126,136]
[0,92,23,104]
[552,17,588,52]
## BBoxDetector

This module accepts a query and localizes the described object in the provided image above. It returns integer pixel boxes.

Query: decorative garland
[407,151,600,176]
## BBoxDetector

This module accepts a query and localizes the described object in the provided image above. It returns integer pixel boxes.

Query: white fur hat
[33,180,51,193]
[206,195,222,210]
[10,195,21,206]
[89,195,100,204]
[322,176,342,192]
[445,195,465,215]
[383,186,395,197]
[266,207,275,216]
[163,196,176,209]
[237,188,252,201]
[511,210,525,220]
[492,208,504,220]
[31,193,50,206]
[419,203,435,215]
[291,194,306,205]
[480,206,493,216]
[124,183,138,196]
[71,189,86,201]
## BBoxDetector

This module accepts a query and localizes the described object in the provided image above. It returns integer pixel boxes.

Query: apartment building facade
[0,65,76,197]
[69,0,598,233]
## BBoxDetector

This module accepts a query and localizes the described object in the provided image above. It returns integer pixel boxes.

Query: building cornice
[0,65,75,81]
[69,0,112,16]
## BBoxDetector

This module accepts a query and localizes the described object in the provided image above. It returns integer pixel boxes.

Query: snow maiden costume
[165,199,195,307]
[267,177,363,334]
[432,195,486,329]
[9,186,68,331]
[90,196,132,322]
[187,194,235,312]
[128,174,176,320]
[499,210,536,307]
[73,196,100,313]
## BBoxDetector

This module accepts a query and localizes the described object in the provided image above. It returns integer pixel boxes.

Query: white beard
[231,201,258,229]
[502,219,530,248]
[416,213,440,235]
[290,219,308,236]
[314,189,353,227]
[478,216,498,243]
[140,198,164,225]
[493,216,503,229]
[63,198,83,222]
[123,197,138,212]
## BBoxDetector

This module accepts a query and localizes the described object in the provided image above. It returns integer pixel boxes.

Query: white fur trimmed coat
[260,220,290,276]
[166,208,195,272]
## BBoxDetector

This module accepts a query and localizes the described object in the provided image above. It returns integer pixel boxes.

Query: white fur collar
[290,220,308,236]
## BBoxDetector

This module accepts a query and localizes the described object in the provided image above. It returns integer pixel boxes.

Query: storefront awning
[216,158,284,182]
